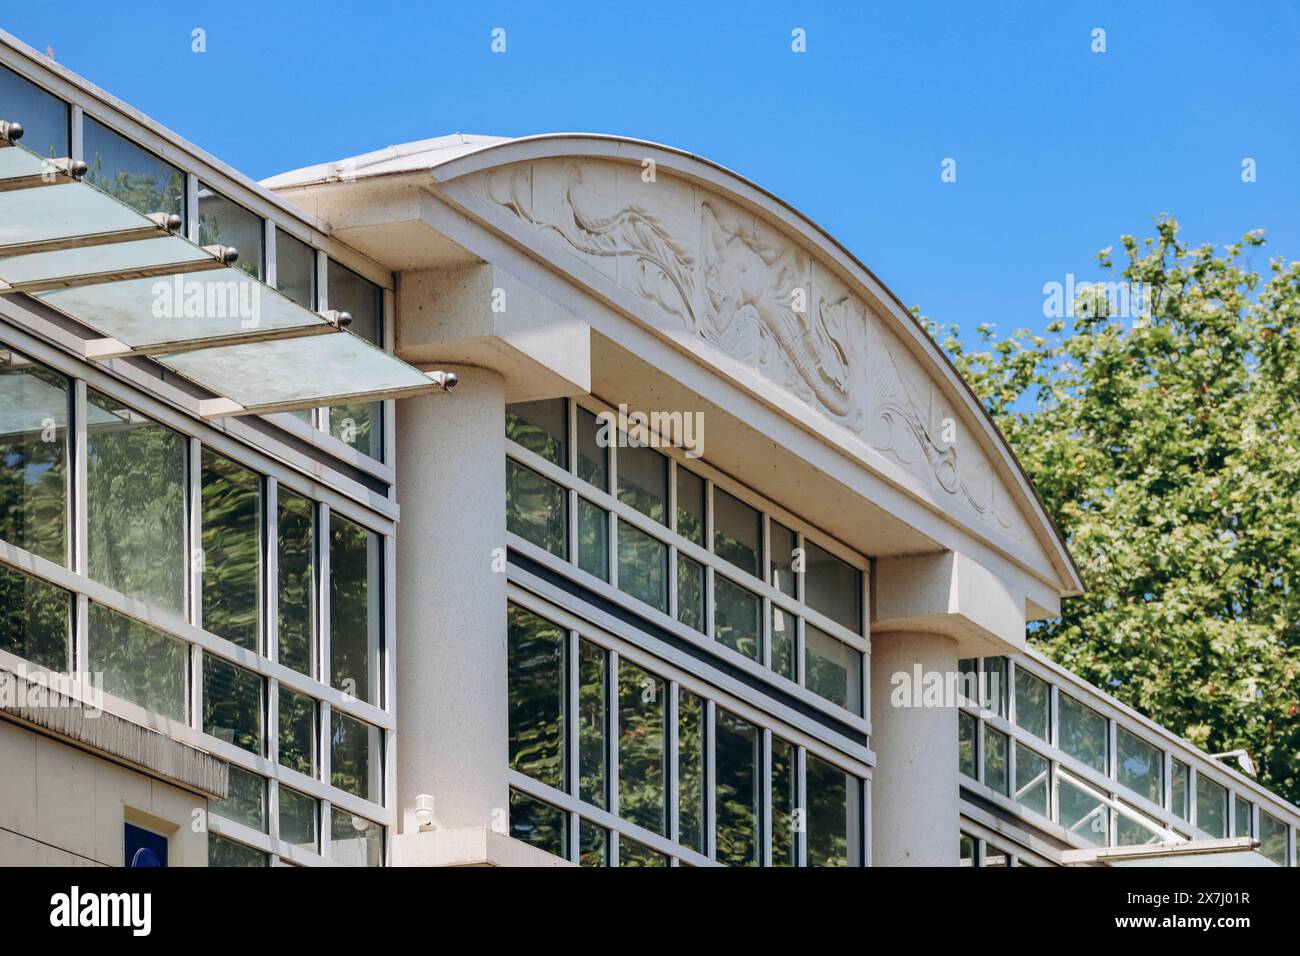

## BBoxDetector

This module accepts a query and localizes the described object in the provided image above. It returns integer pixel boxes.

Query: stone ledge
[391,827,575,867]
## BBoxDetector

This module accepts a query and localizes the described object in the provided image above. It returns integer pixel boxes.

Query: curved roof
[265,133,1084,598]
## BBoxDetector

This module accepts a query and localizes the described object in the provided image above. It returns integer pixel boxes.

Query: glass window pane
[278,687,317,777]
[1116,802,1165,846]
[1234,796,1252,838]
[575,406,607,490]
[0,64,69,158]
[804,540,861,634]
[712,487,760,577]
[617,442,667,524]
[674,466,706,547]
[676,553,705,633]
[1171,758,1189,820]
[209,834,268,867]
[507,603,565,790]
[1116,727,1162,804]
[330,711,382,804]
[804,624,862,714]
[1058,693,1108,773]
[769,520,797,597]
[506,458,567,558]
[578,640,606,809]
[275,229,316,309]
[807,755,860,867]
[203,655,265,755]
[1195,774,1227,838]
[579,820,607,866]
[616,519,666,612]
[619,837,668,867]
[618,659,666,835]
[83,117,184,218]
[1015,743,1049,816]
[959,833,975,866]
[277,488,314,676]
[325,261,384,459]
[508,788,565,858]
[86,389,185,613]
[0,563,68,672]
[0,348,68,564]
[214,765,266,831]
[200,449,261,651]
[714,574,760,662]
[1059,777,1109,846]
[279,786,318,852]
[87,603,187,721]
[1258,811,1287,865]
[771,736,797,866]
[958,711,976,778]
[198,184,263,278]
[715,710,760,867]
[1013,667,1050,741]
[981,657,1007,717]
[984,726,1008,795]
[506,399,566,467]
[770,605,796,680]
[329,513,381,706]
[576,497,608,581]
[331,810,383,867]
[677,689,705,854]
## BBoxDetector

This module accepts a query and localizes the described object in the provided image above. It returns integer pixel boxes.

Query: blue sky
[7,1,1297,345]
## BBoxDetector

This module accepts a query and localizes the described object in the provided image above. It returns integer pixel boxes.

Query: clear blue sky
[8,1,1297,344]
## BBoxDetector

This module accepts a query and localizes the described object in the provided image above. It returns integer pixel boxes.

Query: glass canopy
[0,134,442,415]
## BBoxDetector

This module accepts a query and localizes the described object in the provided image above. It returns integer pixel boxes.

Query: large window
[807,753,861,867]
[0,349,68,565]
[325,261,384,460]
[198,185,264,278]
[275,230,316,309]
[0,564,69,672]
[83,117,184,219]
[1195,774,1227,838]
[1117,726,1162,804]
[329,513,381,706]
[714,710,760,867]
[618,659,666,834]
[1058,693,1108,773]
[507,603,565,790]
[200,450,261,651]
[203,654,265,754]
[330,711,382,804]
[277,488,315,675]
[0,63,69,159]
[88,604,187,722]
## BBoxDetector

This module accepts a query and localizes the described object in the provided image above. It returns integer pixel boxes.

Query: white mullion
[319,502,331,688]
[383,532,397,809]
[567,629,580,799]
[667,680,680,845]
[185,173,200,243]
[71,378,88,674]
[609,828,620,868]
[796,743,808,867]
[265,477,279,666]
[381,286,396,467]
[69,104,83,162]
[608,649,619,820]
[321,797,333,861]
[705,698,716,861]
[263,219,278,288]
[188,439,202,629]
[761,728,773,866]
[314,251,329,431]
[568,809,581,865]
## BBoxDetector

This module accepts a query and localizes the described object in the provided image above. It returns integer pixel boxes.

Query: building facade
[0,30,1295,867]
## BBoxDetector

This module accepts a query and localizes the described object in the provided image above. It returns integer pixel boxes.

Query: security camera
[414,793,436,830]
[426,370,459,392]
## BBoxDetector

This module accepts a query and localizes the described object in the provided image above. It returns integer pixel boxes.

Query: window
[676,553,705,633]
[770,606,796,681]
[578,640,606,809]
[278,687,317,777]
[209,834,268,867]
[803,541,861,634]
[277,488,315,675]
[507,603,565,789]
[1117,727,1162,804]
[124,822,167,867]
[1059,777,1108,847]
[677,689,706,854]
[1014,667,1050,741]
[576,497,608,581]
[83,117,183,218]
[198,185,263,278]
[279,786,318,852]
[506,399,566,466]
[804,624,861,714]
[1170,758,1190,821]
[619,838,668,867]
[714,710,760,866]
[1015,743,1049,816]
[0,564,69,672]
[617,442,667,523]
[331,810,384,867]
[771,736,797,866]
[981,657,1007,717]
[203,655,265,755]
[1058,693,1108,773]
[86,389,186,613]
[618,659,666,835]
[714,574,760,661]
[200,449,261,651]
[675,466,705,546]
[0,347,68,565]
[214,765,266,832]
[330,711,382,804]
[1116,803,1164,846]
[506,459,567,557]
[617,519,667,611]
[1195,774,1227,838]
[959,833,976,866]
[329,513,381,707]
[579,820,608,866]
[713,487,760,577]
[769,520,797,597]
[509,788,566,858]
[88,604,187,722]
[575,406,607,491]
[1234,796,1252,838]
[807,754,860,867]
[325,261,384,459]
[958,710,976,778]
[275,229,316,309]
[983,726,1008,795]
[0,64,69,158]
[1258,811,1288,865]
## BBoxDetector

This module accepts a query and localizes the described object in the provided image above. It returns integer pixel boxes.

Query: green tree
[922,218,1300,804]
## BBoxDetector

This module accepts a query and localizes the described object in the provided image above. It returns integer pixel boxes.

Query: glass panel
[275,229,315,308]
[981,657,1007,717]
[203,655,264,755]
[618,659,666,835]
[576,497,608,581]
[331,810,383,867]
[619,838,667,867]
[1013,667,1050,741]
[83,117,184,218]
[804,540,861,634]
[578,820,608,867]
[1234,796,1252,838]
[677,689,705,854]
[277,487,314,675]
[715,710,760,867]
[326,261,384,459]
[86,389,185,612]
[1117,727,1162,804]
[214,765,266,831]
[0,563,68,671]
[1258,811,1287,865]
[0,236,212,288]
[1116,802,1164,846]
[769,520,797,597]
[1058,694,1108,773]
[714,574,760,661]
[675,466,705,546]
[279,786,318,852]
[984,726,1009,795]
[959,833,975,866]
[771,736,797,866]
[0,64,69,158]
[87,603,187,721]
[616,519,667,612]
[575,406,608,490]
[209,835,268,867]
[198,185,262,279]
[0,350,66,564]
[329,513,381,707]
[506,603,565,790]
[508,788,565,858]
[1059,778,1109,846]
[676,553,705,633]
[807,755,859,867]
[506,458,567,558]
[506,399,566,467]
[1195,774,1227,838]
[578,640,606,809]
[1171,758,1189,820]
[200,449,260,651]
[958,658,978,706]
[1015,743,1049,816]
[0,176,157,249]
[278,687,317,777]
[958,711,976,778]
[712,487,760,577]
[804,623,862,714]
[617,442,667,524]
[330,711,382,804]
[770,605,796,680]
